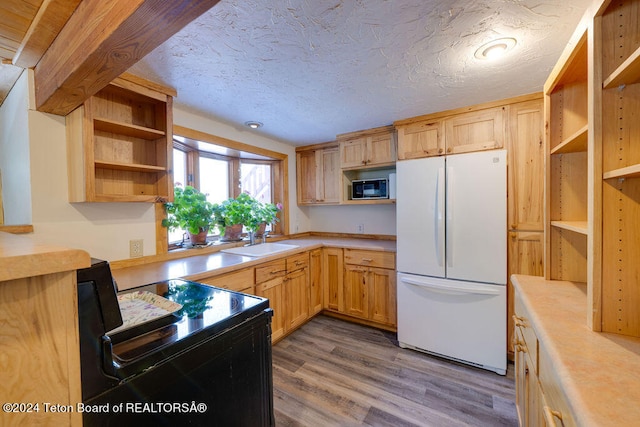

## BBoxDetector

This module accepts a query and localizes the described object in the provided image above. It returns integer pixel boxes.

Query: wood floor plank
[272,315,518,426]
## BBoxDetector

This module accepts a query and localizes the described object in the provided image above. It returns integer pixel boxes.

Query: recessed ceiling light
[244,121,263,129]
[474,38,517,60]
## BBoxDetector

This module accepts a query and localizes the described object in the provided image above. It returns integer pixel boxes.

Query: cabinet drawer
[255,259,287,284]
[344,249,395,269]
[286,252,309,272]
[198,268,254,293]
[514,293,538,373]
[539,344,576,427]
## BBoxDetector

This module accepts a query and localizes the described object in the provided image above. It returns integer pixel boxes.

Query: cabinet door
[309,249,323,315]
[507,231,544,358]
[318,148,341,203]
[445,106,505,155]
[323,248,344,312]
[508,99,544,231]
[514,327,543,427]
[514,329,527,427]
[340,137,367,168]
[255,277,285,342]
[284,268,309,332]
[397,120,444,159]
[344,265,368,319]
[296,150,318,204]
[367,132,396,166]
[367,267,396,326]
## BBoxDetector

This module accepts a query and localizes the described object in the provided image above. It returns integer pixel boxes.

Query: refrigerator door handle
[446,166,454,268]
[435,167,445,267]
[400,276,502,296]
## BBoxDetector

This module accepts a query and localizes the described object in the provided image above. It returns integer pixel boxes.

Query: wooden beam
[34,0,221,116]
[13,0,82,68]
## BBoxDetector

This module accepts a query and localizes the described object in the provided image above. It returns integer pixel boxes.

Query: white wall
[1,75,394,262]
[0,70,32,224]
[306,204,396,235]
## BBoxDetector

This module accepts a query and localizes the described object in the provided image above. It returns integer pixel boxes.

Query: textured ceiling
[129,0,590,146]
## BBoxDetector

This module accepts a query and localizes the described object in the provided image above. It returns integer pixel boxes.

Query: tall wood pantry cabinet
[66,74,175,203]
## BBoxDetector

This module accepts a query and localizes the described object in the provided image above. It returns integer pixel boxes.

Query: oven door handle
[101,335,117,376]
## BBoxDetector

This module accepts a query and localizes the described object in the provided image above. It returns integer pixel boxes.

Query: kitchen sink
[221,242,299,257]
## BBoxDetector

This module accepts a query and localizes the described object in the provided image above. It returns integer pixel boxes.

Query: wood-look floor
[272,315,517,427]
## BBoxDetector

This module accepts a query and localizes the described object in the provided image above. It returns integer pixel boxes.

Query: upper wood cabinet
[396,119,444,159]
[395,103,514,159]
[445,106,505,155]
[66,75,174,203]
[337,125,396,169]
[507,99,545,231]
[296,143,340,205]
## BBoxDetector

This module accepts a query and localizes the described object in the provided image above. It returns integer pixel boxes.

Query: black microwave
[352,178,388,199]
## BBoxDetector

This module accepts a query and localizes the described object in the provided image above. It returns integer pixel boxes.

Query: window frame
[157,126,289,253]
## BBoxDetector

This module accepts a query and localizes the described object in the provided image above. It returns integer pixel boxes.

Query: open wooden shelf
[550,220,588,235]
[67,75,174,203]
[603,45,640,89]
[550,125,588,155]
[94,118,166,140]
[603,164,640,180]
[94,160,167,173]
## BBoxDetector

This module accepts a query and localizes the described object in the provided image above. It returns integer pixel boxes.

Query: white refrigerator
[396,149,507,375]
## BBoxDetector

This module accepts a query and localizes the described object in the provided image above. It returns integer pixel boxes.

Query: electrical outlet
[356,224,365,234]
[129,239,143,258]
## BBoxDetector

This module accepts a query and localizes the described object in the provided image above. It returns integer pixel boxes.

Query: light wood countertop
[511,274,640,426]
[112,236,396,290]
[0,231,90,282]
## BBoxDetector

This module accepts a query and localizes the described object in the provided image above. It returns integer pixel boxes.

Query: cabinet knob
[512,314,525,327]
[361,258,373,263]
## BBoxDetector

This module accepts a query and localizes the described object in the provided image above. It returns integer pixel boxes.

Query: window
[164,129,288,250]
[199,156,230,204]
[240,162,271,203]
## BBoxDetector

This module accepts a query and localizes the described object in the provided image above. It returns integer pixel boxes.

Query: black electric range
[77,259,274,426]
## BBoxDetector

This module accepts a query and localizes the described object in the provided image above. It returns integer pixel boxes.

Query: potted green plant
[213,192,260,241]
[253,201,282,236]
[162,185,215,245]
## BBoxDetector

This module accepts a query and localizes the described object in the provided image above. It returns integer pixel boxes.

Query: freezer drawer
[397,273,506,375]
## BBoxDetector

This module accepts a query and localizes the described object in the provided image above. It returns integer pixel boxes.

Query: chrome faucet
[262,231,269,244]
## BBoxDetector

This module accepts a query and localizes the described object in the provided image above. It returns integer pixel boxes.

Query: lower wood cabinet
[255,259,287,342]
[255,252,311,343]
[284,252,310,332]
[342,249,397,328]
[514,293,576,427]
[323,247,344,312]
[514,328,543,427]
[201,246,397,343]
[309,248,323,315]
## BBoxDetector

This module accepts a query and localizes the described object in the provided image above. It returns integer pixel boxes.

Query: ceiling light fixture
[474,37,517,60]
[244,121,263,129]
